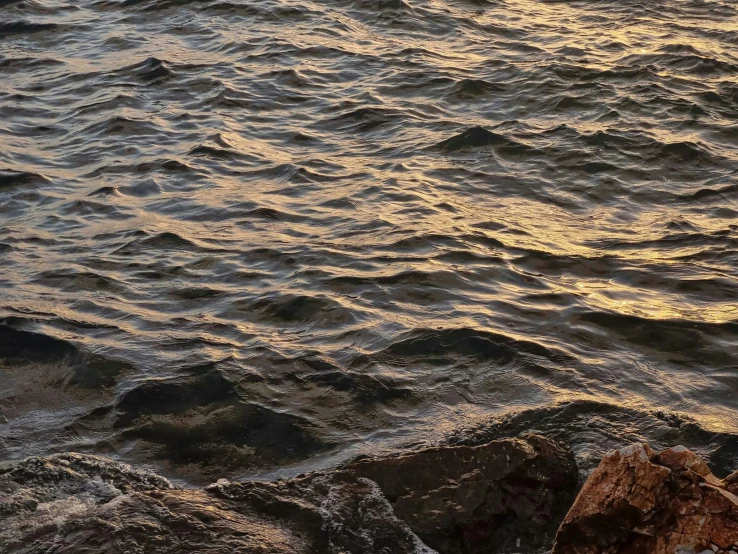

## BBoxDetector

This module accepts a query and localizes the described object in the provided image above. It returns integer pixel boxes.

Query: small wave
[299,369,414,404]
[33,269,124,293]
[0,321,78,362]
[587,230,738,253]
[224,293,357,326]
[659,140,717,163]
[169,287,226,301]
[59,199,122,217]
[110,231,216,256]
[377,0,412,9]
[0,321,133,388]
[322,107,403,133]
[81,116,160,137]
[575,310,738,365]
[140,231,200,250]
[513,250,619,278]
[617,52,738,75]
[0,169,48,189]
[447,400,738,478]
[0,21,58,37]
[327,269,458,289]
[356,327,574,369]
[189,145,240,159]
[0,56,63,72]
[444,78,507,100]
[112,361,332,470]
[82,158,196,178]
[118,179,162,198]
[115,57,174,83]
[239,207,307,223]
[678,183,738,202]
[432,126,537,155]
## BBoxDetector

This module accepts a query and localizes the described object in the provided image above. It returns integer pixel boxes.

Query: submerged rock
[0,435,577,554]
[553,443,738,554]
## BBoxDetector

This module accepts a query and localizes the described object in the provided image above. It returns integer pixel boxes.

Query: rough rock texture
[553,443,738,554]
[345,434,579,554]
[0,435,578,554]
[0,453,432,554]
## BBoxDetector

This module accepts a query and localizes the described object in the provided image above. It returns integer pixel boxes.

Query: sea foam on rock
[0,435,577,554]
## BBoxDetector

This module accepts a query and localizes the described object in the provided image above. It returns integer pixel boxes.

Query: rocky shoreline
[1,436,737,553]
[554,443,738,554]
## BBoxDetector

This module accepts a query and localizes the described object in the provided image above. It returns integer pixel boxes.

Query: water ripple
[1,0,737,482]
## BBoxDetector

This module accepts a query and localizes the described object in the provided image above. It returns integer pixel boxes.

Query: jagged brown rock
[0,435,578,554]
[552,443,738,554]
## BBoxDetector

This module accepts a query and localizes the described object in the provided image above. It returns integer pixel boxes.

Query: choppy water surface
[1,0,738,482]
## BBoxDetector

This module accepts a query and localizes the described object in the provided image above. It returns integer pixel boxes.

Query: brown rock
[345,434,579,554]
[552,443,738,554]
[657,445,712,477]
[723,469,738,496]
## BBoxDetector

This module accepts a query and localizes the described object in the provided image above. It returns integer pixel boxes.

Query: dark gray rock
[0,435,577,554]
[344,434,578,554]
[0,453,431,554]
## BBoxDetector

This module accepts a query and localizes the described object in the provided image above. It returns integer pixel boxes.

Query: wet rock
[0,435,578,554]
[0,453,432,554]
[210,474,434,554]
[344,434,578,554]
[552,443,738,554]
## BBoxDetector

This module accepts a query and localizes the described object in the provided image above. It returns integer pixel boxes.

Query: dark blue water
[1,0,737,483]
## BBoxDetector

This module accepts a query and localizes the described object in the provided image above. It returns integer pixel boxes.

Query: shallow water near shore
[1,0,737,483]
